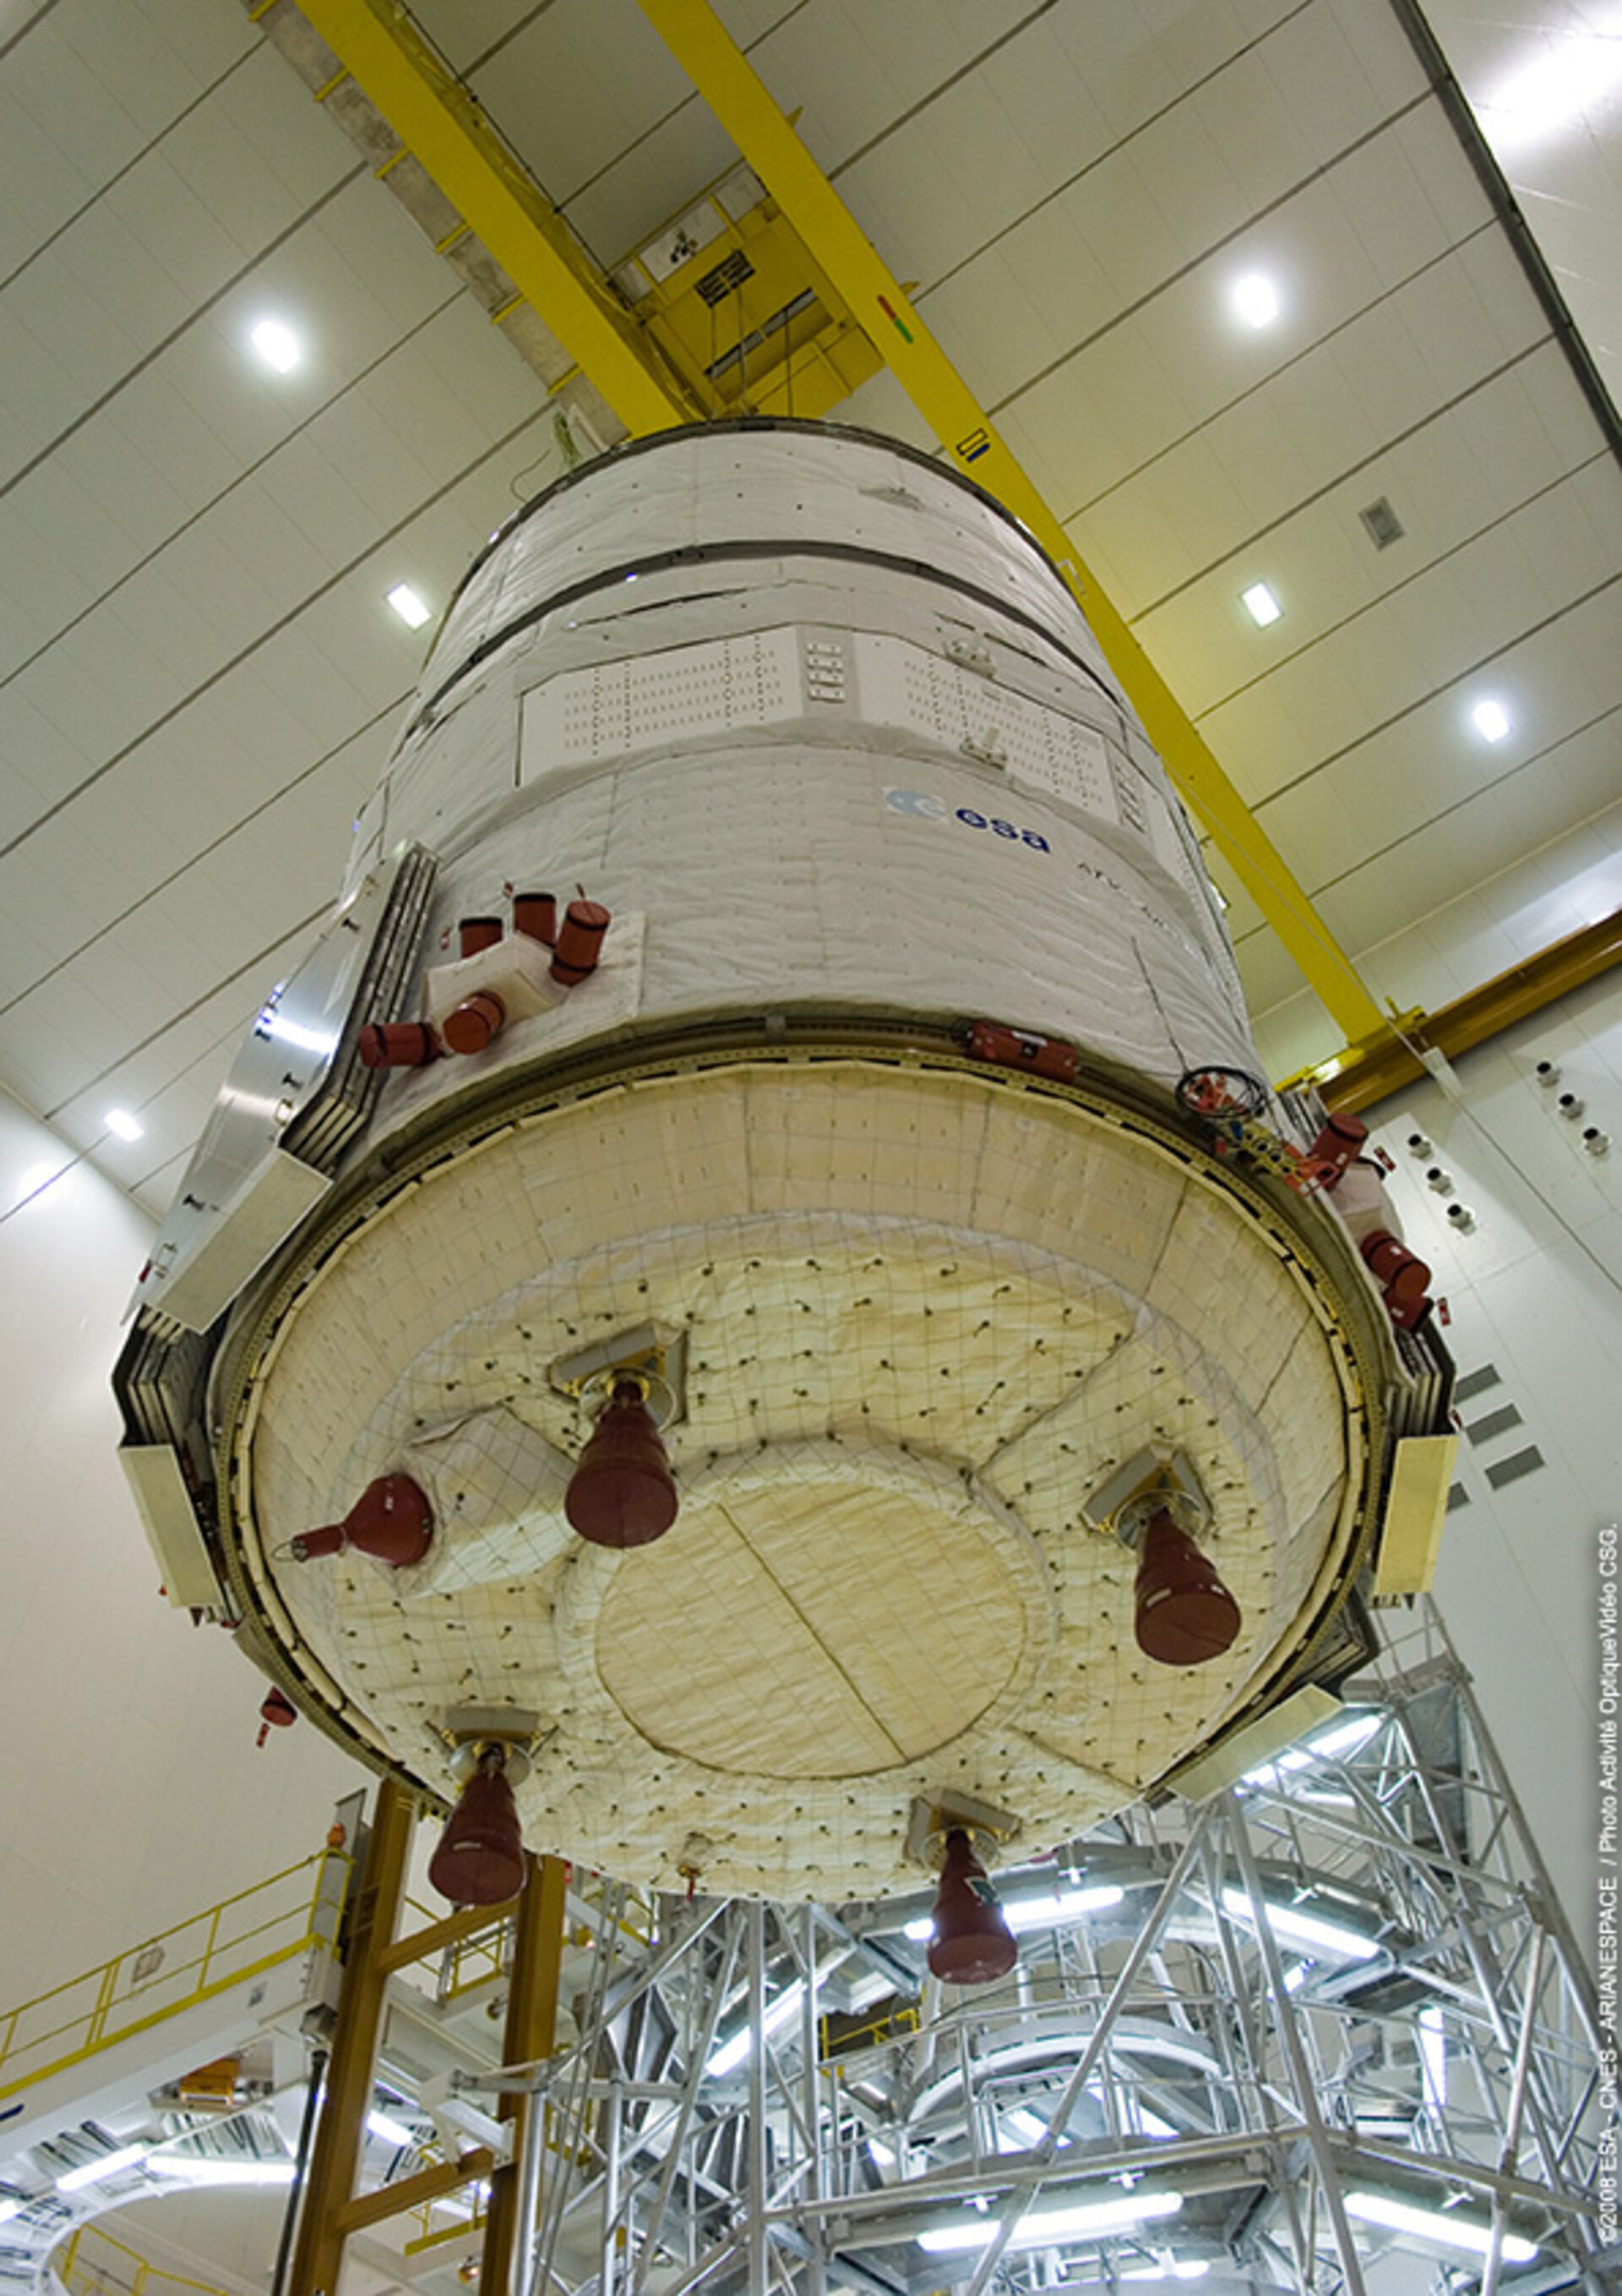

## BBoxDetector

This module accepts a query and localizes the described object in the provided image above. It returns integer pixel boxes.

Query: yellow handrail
[0,1847,350,2102]
[57,2220,241,2296]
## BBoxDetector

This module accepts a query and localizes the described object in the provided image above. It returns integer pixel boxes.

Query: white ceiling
[1,0,1618,1217]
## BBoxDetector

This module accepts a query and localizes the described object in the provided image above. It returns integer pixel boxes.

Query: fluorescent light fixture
[1004,2108,1055,2151]
[1306,1711,1381,1761]
[1220,1886,1380,1961]
[1418,2004,1447,2109]
[1121,2266,1209,2283]
[56,2144,149,2193]
[919,2191,1181,2253]
[155,2158,296,2188]
[1244,1709,1380,1788]
[1007,1884,1124,1934]
[105,1108,144,1143]
[249,317,302,374]
[705,1980,805,2077]
[0,2200,24,2228]
[367,2109,417,2151]
[906,1884,1122,1944]
[1471,697,1510,743]
[386,582,433,630]
[1131,2104,1179,2141]
[1344,2191,1535,2264]
[1241,581,1282,627]
[1232,272,1281,327]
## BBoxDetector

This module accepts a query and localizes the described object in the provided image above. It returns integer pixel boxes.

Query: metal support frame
[634,0,1386,1050]
[430,1602,1603,2296]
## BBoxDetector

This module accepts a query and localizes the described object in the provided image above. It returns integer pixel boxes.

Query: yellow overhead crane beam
[297,0,1386,1047]
[297,0,701,438]
[635,0,1386,1049]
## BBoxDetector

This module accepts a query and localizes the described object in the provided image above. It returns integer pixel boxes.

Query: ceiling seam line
[0,41,264,298]
[0,1137,108,1231]
[1241,701,1622,909]
[1058,224,1500,526]
[1146,360,1597,638]
[0,286,466,701]
[973,89,1434,415]
[552,2,816,215]
[40,904,331,1126]
[1242,568,1622,807]
[0,0,62,68]
[881,0,1320,289]
[455,0,566,85]
[1182,442,1611,717]
[0,693,411,1019]
[127,1146,192,1202]
[0,160,368,505]
[0,404,554,863]
[824,0,1071,183]
[1132,335,1570,623]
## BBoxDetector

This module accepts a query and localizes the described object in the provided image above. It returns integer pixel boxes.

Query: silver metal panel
[148,1148,333,1336]
[118,1443,221,1612]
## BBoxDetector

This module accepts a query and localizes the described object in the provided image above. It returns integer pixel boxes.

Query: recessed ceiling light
[1241,581,1282,626]
[1232,272,1281,328]
[386,583,433,630]
[105,1109,144,1143]
[1471,698,1510,743]
[249,317,302,374]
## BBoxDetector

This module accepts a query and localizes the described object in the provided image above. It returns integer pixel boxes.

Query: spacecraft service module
[115,421,1451,1907]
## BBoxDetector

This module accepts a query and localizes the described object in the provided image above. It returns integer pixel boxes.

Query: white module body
[124,423,1424,1902]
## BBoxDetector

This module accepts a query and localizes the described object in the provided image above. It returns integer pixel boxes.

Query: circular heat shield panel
[229,1049,1381,1900]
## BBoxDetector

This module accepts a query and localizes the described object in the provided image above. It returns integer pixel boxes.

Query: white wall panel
[0,1091,358,2004]
[1357,975,1622,1933]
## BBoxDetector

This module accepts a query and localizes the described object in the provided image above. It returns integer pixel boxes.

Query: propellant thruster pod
[927,1827,1018,1986]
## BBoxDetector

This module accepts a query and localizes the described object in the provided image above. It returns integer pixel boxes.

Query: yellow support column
[480,1855,569,2294]
[287,1778,414,2296]
[636,0,1387,1048]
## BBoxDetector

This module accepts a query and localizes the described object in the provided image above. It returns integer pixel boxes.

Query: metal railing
[54,2222,238,2296]
[0,1847,349,2102]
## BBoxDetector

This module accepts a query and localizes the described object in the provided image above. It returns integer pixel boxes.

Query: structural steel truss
[420,1603,1607,2296]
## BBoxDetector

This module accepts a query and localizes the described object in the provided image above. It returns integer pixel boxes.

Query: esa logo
[884,789,1050,851]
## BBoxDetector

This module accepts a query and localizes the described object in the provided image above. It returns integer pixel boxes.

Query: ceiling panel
[468,0,714,222]
[1163,469,1621,815]
[1120,361,1610,716]
[1,0,1618,1214]
[0,0,254,280]
[1248,582,1622,879]
[1426,0,1622,409]
[840,0,1421,339]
